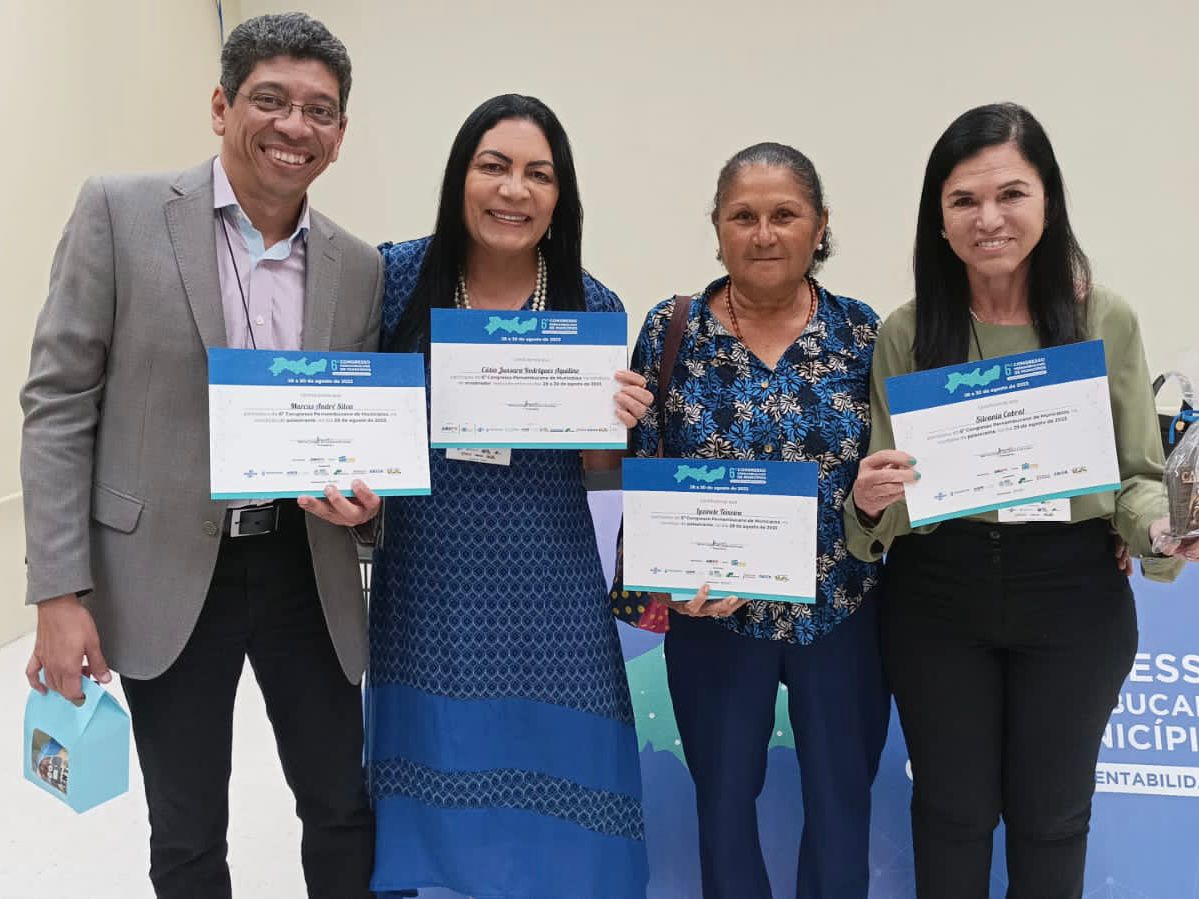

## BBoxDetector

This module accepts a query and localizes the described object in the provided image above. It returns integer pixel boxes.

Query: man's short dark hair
[220,12,352,112]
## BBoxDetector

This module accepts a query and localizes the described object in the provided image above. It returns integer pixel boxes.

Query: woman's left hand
[668,584,747,618]
[1149,517,1199,561]
[613,370,654,429]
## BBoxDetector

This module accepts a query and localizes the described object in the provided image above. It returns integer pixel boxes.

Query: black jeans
[121,501,373,899]
[882,519,1137,899]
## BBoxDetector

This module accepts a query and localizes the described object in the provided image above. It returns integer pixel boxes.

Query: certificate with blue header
[622,458,818,603]
[208,349,431,499]
[429,309,628,449]
[886,340,1120,527]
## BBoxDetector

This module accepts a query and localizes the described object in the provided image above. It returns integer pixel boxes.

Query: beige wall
[1,1,222,644]
[5,1,1197,641]
[241,0,1197,380]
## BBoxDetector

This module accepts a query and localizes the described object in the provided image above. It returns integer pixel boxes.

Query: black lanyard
[217,210,258,350]
[969,317,985,360]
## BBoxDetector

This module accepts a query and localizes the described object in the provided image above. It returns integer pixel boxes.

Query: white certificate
[429,309,627,449]
[622,458,818,603]
[886,340,1120,527]
[208,349,431,499]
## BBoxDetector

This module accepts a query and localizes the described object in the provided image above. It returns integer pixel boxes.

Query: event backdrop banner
[590,491,1199,899]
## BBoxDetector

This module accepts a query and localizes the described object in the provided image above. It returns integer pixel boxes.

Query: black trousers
[882,519,1137,899]
[665,597,890,899]
[121,501,373,899]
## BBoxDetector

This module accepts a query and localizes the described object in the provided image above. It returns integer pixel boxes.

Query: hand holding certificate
[622,458,818,603]
[884,340,1121,526]
[208,349,432,499]
[430,309,629,449]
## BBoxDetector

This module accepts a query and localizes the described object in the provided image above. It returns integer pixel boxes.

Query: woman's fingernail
[915,472,922,481]
[908,457,918,466]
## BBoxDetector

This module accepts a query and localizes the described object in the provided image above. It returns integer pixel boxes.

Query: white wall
[1,1,224,644]
[6,0,1196,641]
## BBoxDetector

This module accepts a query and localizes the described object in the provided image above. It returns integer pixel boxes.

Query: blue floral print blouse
[629,276,882,643]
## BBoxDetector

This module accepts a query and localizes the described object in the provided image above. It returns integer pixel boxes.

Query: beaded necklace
[454,249,547,311]
[724,276,817,344]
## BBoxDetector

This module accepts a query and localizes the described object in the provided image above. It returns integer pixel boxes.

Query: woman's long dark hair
[912,102,1090,370]
[387,94,586,353]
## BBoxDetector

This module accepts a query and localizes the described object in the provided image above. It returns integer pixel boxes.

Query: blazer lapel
[303,216,341,351]
[165,161,227,350]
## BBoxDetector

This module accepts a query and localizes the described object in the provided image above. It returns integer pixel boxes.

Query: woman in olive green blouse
[844,103,1195,898]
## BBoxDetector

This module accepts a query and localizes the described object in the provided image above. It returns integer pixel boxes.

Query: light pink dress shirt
[211,156,309,351]
[212,158,310,509]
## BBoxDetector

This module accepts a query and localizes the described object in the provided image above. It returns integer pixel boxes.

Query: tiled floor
[2,632,307,898]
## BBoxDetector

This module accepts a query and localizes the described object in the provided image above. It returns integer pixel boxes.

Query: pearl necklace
[725,277,818,344]
[454,249,547,311]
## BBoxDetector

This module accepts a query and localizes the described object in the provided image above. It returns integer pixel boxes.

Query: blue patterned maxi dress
[365,238,648,899]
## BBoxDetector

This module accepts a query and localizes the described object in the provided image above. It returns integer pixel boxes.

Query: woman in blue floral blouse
[629,142,889,899]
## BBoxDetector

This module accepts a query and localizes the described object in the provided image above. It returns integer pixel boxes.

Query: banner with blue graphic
[207,347,424,387]
[429,308,628,346]
[586,491,1199,898]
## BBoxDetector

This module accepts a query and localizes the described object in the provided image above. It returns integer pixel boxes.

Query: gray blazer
[20,159,384,682]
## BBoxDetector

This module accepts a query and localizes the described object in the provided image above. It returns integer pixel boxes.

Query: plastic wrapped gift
[1164,410,1199,539]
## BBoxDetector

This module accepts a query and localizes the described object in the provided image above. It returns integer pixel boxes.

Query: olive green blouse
[843,285,1182,581]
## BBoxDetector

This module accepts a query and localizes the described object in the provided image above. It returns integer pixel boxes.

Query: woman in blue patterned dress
[366,94,651,898]
[629,143,890,899]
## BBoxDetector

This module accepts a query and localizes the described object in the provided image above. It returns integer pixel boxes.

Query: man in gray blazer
[20,14,384,899]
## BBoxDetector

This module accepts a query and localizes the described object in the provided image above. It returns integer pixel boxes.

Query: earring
[715,248,724,264]
[939,229,947,239]
[546,223,553,241]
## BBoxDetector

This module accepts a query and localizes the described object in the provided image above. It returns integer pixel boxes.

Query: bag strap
[654,295,693,456]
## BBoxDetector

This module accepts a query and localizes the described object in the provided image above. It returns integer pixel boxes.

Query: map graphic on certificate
[484,315,539,336]
[886,340,1120,527]
[430,309,628,449]
[946,365,1001,393]
[208,349,431,499]
[622,458,818,603]
[269,356,328,377]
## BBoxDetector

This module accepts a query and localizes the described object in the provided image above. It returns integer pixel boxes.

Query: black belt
[223,503,281,537]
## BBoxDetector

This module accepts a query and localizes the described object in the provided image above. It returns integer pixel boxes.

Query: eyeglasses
[238,91,342,128]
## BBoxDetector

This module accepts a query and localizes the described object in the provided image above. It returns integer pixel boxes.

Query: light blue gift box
[23,677,130,813]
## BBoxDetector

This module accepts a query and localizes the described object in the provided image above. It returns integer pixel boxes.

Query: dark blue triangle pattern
[369,447,634,724]
[370,757,646,841]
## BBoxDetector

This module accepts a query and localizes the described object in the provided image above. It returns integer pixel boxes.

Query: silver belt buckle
[229,504,279,538]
